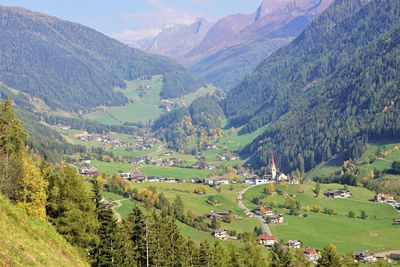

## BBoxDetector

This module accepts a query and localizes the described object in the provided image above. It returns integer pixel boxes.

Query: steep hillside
[0,83,85,162]
[224,0,400,172]
[145,18,213,59]
[189,0,332,90]
[0,194,88,267]
[0,6,201,111]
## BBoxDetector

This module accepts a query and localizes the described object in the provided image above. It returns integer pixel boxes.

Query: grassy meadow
[243,182,400,254]
[84,76,164,125]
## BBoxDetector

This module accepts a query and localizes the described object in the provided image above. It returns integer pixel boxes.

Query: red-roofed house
[304,247,321,262]
[259,234,275,247]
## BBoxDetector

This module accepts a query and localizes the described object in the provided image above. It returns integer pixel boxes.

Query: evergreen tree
[46,165,99,256]
[210,241,227,267]
[242,240,268,267]
[317,244,341,267]
[126,205,147,266]
[172,195,185,222]
[270,242,292,267]
[227,243,244,267]
[93,181,118,267]
[198,241,212,267]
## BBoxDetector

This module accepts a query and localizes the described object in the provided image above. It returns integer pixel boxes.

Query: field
[100,190,220,244]
[129,182,245,216]
[243,182,400,254]
[140,165,212,179]
[178,85,216,107]
[84,76,164,125]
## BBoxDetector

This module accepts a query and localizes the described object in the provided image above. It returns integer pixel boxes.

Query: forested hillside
[0,6,202,111]
[153,95,224,151]
[224,0,400,172]
[0,83,86,161]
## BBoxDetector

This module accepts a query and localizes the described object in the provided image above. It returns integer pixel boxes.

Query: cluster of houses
[324,189,352,199]
[244,158,299,185]
[74,131,131,149]
[374,193,400,212]
[253,206,284,224]
[354,251,400,264]
[217,154,238,161]
[130,155,183,167]
[257,236,321,263]
[79,165,98,176]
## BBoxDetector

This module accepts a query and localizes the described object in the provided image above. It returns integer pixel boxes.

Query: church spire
[271,155,277,180]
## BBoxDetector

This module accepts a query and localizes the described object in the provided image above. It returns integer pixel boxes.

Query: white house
[304,248,321,262]
[259,234,275,247]
[287,240,301,249]
[212,229,228,240]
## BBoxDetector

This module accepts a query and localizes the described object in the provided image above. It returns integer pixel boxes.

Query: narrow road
[237,185,272,235]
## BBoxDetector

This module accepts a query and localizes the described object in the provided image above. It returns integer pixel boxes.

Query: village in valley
[45,75,400,265]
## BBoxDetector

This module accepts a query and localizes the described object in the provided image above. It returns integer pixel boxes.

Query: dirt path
[111,199,127,222]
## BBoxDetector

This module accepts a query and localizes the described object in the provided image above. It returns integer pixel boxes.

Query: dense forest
[0,100,354,266]
[153,96,224,151]
[0,6,202,111]
[223,0,400,172]
[0,84,85,161]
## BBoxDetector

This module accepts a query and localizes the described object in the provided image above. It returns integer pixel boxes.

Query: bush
[348,211,356,218]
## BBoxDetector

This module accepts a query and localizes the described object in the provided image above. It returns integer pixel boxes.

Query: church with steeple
[263,156,294,184]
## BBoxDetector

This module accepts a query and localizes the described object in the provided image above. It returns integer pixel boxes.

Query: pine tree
[210,241,227,267]
[198,240,212,267]
[46,165,99,255]
[227,243,244,267]
[317,244,341,267]
[172,195,185,222]
[126,205,147,266]
[93,181,118,267]
[242,240,268,267]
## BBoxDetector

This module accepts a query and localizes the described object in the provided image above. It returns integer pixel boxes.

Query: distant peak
[255,0,324,21]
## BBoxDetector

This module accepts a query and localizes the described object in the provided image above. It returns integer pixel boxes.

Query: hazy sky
[0,0,261,43]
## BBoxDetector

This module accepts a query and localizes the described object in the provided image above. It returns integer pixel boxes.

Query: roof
[304,248,318,255]
[259,234,275,240]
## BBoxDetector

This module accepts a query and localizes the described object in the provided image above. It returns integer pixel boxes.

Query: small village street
[237,185,272,235]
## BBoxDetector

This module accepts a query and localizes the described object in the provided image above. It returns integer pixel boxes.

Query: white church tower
[271,156,277,180]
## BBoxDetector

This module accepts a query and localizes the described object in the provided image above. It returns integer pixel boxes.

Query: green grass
[244,182,400,254]
[84,76,164,125]
[178,85,216,107]
[92,160,133,175]
[0,194,88,267]
[305,140,400,182]
[140,165,212,179]
[129,182,242,216]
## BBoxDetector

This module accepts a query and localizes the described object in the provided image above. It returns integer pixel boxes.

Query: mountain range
[0,5,202,111]
[137,0,333,90]
[224,0,400,172]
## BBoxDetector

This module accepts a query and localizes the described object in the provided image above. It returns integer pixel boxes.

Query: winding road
[237,185,272,235]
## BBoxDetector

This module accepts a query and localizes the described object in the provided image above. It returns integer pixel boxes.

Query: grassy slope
[243,182,400,254]
[305,141,400,181]
[129,182,244,216]
[84,76,164,125]
[178,85,216,107]
[0,195,88,267]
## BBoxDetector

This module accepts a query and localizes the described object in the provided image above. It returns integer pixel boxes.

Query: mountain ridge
[0,5,202,111]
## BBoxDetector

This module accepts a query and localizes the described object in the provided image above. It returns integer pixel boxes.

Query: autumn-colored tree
[0,100,47,219]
